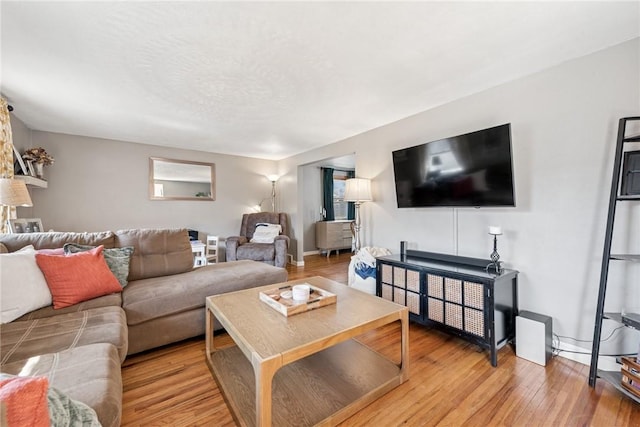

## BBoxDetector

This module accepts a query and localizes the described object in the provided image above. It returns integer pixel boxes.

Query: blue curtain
[347,170,355,220]
[322,167,335,221]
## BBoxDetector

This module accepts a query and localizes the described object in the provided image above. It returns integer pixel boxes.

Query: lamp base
[353,202,362,252]
[486,234,502,274]
[486,261,502,275]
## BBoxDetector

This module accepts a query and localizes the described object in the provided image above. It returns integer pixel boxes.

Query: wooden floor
[121,253,639,426]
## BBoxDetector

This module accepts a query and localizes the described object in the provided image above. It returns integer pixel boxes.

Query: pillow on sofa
[0,375,50,426]
[35,246,122,309]
[0,245,53,324]
[63,243,134,287]
[250,223,282,244]
[0,374,100,427]
[36,247,65,256]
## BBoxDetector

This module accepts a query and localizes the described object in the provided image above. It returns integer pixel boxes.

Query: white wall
[10,114,32,150]
[11,129,278,248]
[301,165,322,253]
[299,154,356,255]
[279,38,640,354]
[10,115,34,218]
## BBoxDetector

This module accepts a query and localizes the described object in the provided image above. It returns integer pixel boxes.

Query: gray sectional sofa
[0,228,288,427]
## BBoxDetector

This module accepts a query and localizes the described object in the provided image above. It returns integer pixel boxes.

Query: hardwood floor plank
[523,358,575,425]
[488,360,547,425]
[121,254,640,426]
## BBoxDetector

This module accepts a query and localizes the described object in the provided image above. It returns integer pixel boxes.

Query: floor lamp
[0,178,33,232]
[344,178,372,252]
[267,175,279,212]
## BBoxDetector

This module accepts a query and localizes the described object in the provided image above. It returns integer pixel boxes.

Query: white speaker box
[516,311,552,366]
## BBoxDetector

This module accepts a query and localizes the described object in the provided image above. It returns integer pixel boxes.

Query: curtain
[322,167,335,221]
[347,170,355,220]
[0,97,15,233]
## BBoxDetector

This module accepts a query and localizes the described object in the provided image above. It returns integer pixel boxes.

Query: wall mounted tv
[392,123,515,208]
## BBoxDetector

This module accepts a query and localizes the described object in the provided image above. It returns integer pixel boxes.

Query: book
[621,356,640,397]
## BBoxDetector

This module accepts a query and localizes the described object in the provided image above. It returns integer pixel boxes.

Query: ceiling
[2,2,638,160]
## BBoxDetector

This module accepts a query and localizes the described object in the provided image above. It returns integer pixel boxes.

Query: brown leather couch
[0,228,288,427]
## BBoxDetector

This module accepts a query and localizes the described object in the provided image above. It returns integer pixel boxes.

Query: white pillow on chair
[250,223,282,244]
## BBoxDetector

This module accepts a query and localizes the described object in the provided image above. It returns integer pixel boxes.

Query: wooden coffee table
[205,276,409,427]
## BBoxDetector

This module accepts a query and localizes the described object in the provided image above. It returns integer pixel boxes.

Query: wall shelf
[15,175,48,188]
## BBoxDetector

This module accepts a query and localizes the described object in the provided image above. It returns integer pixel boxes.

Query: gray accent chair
[226,212,290,268]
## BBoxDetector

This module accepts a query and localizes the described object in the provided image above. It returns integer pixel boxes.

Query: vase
[34,162,44,179]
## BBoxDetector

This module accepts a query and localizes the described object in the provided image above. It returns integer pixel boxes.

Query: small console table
[315,220,354,257]
[190,241,207,267]
[376,250,518,366]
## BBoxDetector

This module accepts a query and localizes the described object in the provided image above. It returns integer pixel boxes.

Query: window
[333,171,349,220]
[322,167,354,221]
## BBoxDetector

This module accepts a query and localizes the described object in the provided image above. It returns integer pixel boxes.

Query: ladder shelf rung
[597,370,640,404]
[609,254,640,261]
[604,312,623,322]
[616,195,640,201]
[623,135,640,142]
[604,312,640,329]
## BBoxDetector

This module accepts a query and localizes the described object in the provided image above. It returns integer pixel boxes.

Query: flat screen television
[392,123,515,208]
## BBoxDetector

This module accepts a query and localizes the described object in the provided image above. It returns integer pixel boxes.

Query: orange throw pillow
[36,245,122,309]
[0,375,50,427]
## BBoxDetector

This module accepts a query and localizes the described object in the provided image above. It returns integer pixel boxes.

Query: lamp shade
[488,226,502,235]
[344,178,372,202]
[0,178,33,207]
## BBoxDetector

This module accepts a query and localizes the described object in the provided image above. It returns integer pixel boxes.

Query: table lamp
[0,178,33,232]
[487,226,503,274]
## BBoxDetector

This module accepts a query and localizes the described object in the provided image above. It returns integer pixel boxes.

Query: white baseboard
[287,254,304,266]
[303,250,320,256]
[554,341,619,371]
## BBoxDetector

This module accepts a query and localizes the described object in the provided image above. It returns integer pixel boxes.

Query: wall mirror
[149,157,215,201]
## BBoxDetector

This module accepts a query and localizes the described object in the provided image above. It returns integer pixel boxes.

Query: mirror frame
[149,157,216,201]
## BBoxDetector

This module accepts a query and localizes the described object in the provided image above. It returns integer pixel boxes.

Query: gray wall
[10,115,32,149]
[299,158,356,254]
[301,164,322,253]
[278,38,640,359]
[11,128,279,248]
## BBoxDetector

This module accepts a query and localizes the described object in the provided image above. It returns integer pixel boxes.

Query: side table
[190,241,207,267]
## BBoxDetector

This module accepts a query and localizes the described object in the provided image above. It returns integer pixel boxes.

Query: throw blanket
[0,374,101,427]
[352,247,391,279]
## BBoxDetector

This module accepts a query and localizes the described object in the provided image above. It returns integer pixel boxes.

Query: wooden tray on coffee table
[259,283,337,316]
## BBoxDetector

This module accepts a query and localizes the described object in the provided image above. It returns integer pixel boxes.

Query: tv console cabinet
[376,250,518,366]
